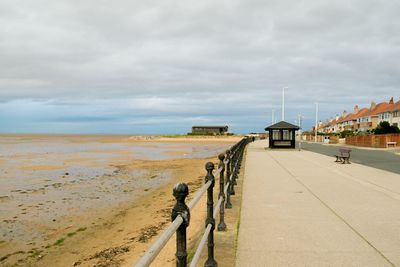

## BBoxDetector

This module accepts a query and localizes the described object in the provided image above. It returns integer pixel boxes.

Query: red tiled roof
[337,113,354,123]
[336,117,344,124]
[336,106,370,122]
[345,113,357,121]
[321,119,334,128]
[353,107,369,119]
[370,102,392,115]
[327,119,337,127]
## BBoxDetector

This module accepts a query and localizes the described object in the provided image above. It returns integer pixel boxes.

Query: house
[346,98,399,132]
[315,97,400,134]
[353,107,369,131]
[320,119,332,133]
[369,100,392,128]
[392,100,400,127]
[333,115,341,133]
[339,111,357,131]
[319,116,341,134]
[336,110,358,132]
[357,103,374,132]
[191,126,229,135]
[376,97,395,124]
[357,101,391,132]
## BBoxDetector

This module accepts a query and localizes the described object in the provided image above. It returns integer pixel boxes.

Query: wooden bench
[387,141,397,148]
[334,148,351,164]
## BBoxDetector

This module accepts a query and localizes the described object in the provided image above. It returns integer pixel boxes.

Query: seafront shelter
[265,121,300,148]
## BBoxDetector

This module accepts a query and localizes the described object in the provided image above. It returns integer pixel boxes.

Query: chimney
[370,101,376,110]
[354,105,359,114]
[389,97,394,104]
[335,114,339,121]
[342,110,347,117]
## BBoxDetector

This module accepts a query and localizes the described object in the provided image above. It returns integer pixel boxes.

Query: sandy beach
[0,134,240,266]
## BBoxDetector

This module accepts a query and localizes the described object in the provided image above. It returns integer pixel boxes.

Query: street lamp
[315,102,318,142]
[282,87,288,121]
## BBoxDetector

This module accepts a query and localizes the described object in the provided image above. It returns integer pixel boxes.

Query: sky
[1,0,399,134]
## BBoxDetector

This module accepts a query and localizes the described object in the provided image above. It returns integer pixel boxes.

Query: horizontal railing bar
[189,223,212,267]
[213,166,223,177]
[187,180,212,210]
[134,216,184,267]
[213,196,223,219]
[224,181,230,195]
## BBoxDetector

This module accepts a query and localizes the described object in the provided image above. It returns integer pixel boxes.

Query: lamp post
[298,114,303,150]
[272,109,275,124]
[315,102,318,142]
[282,87,288,121]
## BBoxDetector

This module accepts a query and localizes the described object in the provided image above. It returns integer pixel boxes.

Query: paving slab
[235,140,400,267]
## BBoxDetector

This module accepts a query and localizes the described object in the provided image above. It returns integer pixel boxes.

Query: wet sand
[0,134,239,266]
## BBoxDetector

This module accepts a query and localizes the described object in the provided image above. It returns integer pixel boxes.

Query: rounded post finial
[173,182,189,200]
[218,153,225,161]
[171,182,190,266]
[206,162,214,171]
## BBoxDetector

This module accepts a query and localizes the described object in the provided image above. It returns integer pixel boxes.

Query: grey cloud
[0,0,399,132]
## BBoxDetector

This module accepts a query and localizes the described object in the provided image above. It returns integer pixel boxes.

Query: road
[299,141,400,174]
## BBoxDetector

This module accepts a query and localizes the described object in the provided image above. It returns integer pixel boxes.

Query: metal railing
[134,137,251,267]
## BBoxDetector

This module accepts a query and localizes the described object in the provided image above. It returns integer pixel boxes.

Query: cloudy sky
[1,0,399,134]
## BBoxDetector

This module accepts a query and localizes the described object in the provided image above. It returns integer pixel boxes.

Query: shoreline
[0,134,243,145]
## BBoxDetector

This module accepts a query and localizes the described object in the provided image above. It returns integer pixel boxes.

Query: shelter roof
[265,121,300,130]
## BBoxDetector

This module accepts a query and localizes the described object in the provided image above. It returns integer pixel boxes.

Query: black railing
[135,137,251,267]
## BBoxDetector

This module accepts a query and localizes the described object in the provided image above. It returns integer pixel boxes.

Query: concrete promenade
[236,140,400,267]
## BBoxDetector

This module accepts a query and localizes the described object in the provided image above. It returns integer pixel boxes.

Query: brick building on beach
[191,126,229,135]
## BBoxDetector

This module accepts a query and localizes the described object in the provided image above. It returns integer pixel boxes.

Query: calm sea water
[0,136,230,192]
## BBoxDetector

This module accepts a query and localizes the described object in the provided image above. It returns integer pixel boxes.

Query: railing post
[217,154,226,231]
[233,145,239,188]
[204,162,217,267]
[230,151,236,195]
[171,183,190,267]
[225,150,232,209]
[236,142,242,178]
